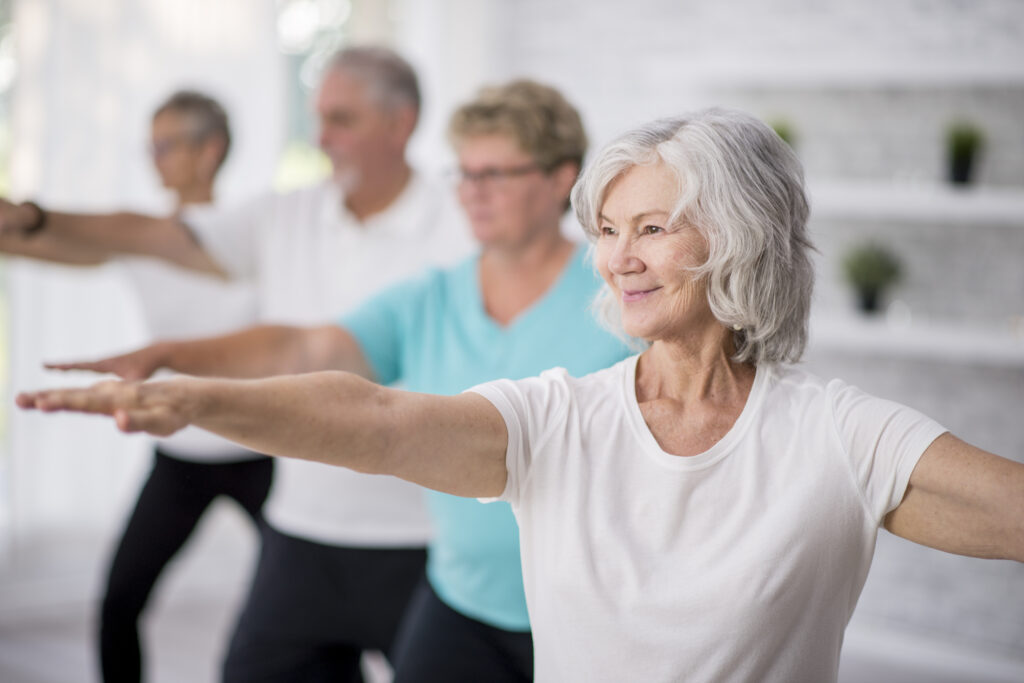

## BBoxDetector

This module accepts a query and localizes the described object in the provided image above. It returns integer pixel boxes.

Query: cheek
[593,242,614,283]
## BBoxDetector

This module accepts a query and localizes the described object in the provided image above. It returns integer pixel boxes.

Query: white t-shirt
[118,225,261,462]
[471,355,947,682]
[186,175,472,546]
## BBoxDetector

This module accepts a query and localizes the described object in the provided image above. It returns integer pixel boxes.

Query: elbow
[320,372,397,476]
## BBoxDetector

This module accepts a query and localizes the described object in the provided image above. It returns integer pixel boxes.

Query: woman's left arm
[885,433,1024,562]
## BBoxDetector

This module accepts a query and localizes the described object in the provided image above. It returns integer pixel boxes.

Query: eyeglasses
[451,163,544,188]
[149,134,200,159]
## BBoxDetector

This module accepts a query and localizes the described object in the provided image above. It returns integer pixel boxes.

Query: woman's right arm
[17,371,509,498]
[46,325,374,382]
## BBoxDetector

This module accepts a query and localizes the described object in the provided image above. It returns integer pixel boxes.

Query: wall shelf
[808,312,1024,367]
[807,180,1024,227]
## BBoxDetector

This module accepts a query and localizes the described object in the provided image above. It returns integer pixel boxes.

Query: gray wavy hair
[571,107,815,365]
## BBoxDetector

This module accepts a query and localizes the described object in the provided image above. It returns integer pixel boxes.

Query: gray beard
[332,166,360,195]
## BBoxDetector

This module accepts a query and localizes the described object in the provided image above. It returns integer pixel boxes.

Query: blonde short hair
[448,79,587,171]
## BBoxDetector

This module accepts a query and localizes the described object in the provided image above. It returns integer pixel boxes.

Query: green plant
[841,243,902,312]
[947,121,984,160]
[946,120,985,185]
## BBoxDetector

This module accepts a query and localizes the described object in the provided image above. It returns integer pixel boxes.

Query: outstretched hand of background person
[45,343,170,381]
[16,377,195,437]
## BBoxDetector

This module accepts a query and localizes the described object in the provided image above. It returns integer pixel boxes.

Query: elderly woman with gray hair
[19,107,1024,682]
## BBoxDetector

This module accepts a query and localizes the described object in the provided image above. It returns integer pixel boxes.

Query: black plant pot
[949,152,975,185]
[857,289,881,314]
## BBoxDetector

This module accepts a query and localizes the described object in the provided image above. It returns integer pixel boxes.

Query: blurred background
[0,0,1021,681]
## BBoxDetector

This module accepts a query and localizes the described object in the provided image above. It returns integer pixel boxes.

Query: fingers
[114,406,188,437]
[17,380,191,438]
[44,357,151,381]
[16,381,129,415]
[44,361,106,372]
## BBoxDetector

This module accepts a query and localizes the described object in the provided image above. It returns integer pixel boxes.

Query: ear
[388,104,418,148]
[197,138,226,181]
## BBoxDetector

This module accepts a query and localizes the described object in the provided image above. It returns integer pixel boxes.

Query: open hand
[45,343,168,381]
[16,378,193,437]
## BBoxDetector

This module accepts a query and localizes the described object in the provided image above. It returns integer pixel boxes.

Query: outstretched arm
[0,228,111,266]
[17,372,509,498]
[0,199,225,276]
[885,433,1024,562]
[46,324,372,381]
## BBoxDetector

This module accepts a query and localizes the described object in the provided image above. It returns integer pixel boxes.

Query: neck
[344,160,412,221]
[480,224,573,274]
[637,330,754,405]
[478,225,575,326]
[175,183,214,208]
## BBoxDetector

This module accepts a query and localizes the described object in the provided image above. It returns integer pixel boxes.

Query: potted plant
[841,243,902,314]
[946,121,984,185]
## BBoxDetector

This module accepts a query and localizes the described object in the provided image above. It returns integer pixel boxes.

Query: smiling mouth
[621,287,660,302]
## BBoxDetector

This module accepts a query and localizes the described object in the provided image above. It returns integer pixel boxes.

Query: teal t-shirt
[340,245,632,630]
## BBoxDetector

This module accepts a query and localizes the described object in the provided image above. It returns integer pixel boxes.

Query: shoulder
[475,358,631,421]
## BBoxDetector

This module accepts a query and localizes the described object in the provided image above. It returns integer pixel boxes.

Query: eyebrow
[597,210,671,224]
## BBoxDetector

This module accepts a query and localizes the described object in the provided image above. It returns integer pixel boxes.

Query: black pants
[391,578,533,683]
[222,524,427,683]
[99,449,273,683]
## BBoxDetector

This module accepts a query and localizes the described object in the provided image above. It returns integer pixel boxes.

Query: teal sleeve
[339,270,434,386]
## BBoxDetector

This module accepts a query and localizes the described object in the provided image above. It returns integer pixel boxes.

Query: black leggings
[224,524,428,683]
[391,578,533,683]
[222,525,427,683]
[99,449,273,683]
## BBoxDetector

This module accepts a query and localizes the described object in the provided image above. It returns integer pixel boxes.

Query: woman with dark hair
[1,89,269,683]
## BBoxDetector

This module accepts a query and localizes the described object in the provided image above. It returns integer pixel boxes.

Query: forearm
[0,230,111,265]
[160,325,370,379]
[190,372,395,473]
[27,207,224,276]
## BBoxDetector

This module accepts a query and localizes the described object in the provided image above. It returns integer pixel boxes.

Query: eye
[642,224,663,235]
[600,226,617,237]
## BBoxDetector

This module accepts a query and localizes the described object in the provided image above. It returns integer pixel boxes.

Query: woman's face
[594,163,714,343]
[455,133,571,248]
[150,110,207,192]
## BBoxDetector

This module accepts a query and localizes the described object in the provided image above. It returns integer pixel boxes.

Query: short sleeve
[180,195,268,280]
[339,270,435,386]
[828,380,948,521]
[467,368,573,506]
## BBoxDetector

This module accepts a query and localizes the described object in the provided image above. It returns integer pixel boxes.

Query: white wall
[3,0,285,546]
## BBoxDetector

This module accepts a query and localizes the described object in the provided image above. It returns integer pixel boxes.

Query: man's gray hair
[571,107,815,365]
[325,46,421,117]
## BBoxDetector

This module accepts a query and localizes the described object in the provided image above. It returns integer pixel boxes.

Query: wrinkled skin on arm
[886,433,1024,563]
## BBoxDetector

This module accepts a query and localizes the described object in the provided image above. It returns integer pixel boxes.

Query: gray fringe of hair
[326,46,421,115]
[571,108,816,365]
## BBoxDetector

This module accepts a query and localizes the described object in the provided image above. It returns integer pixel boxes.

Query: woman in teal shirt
[47,80,631,681]
[345,80,631,681]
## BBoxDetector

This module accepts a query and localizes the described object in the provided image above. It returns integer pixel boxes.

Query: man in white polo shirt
[0,47,471,681]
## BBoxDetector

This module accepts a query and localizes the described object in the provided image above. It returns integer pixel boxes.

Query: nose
[606,233,643,275]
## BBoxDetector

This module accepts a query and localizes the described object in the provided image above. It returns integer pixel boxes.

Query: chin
[332,168,360,193]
